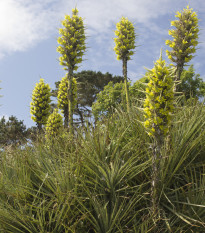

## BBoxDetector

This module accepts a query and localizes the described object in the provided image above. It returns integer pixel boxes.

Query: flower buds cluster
[166,5,199,66]
[114,17,136,61]
[30,79,51,127]
[45,109,63,139]
[144,56,175,137]
[57,8,86,71]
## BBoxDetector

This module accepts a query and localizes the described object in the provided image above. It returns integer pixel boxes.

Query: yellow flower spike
[57,8,86,70]
[114,16,136,61]
[57,8,86,130]
[144,54,174,137]
[166,5,199,81]
[30,79,51,129]
[45,109,63,140]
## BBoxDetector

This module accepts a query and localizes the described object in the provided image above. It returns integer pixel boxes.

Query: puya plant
[45,109,63,140]
[144,53,175,218]
[166,5,199,82]
[30,79,51,130]
[57,76,77,127]
[114,17,136,112]
[57,8,86,134]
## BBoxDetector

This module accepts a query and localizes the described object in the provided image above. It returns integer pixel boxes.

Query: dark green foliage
[178,64,205,100]
[92,81,126,119]
[129,76,149,100]
[52,70,124,124]
[0,116,29,147]
[92,76,149,120]
[75,70,124,107]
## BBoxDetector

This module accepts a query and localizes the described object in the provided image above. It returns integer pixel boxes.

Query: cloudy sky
[0,0,204,127]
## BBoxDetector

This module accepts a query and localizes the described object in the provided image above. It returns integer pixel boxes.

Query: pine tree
[57,76,77,127]
[166,5,199,82]
[52,70,124,124]
[0,116,28,147]
[45,109,63,140]
[114,17,136,112]
[144,53,175,217]
[57,8,86,134]
[30,79,51,130]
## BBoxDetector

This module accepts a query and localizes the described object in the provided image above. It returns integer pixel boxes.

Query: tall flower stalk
[166,5,199,83]
[57,76,77,127]
[114,17,136,112]
[57,8,86,134]
[144,53,175,216]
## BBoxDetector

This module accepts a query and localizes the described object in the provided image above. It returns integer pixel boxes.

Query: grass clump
[0,100,205,232]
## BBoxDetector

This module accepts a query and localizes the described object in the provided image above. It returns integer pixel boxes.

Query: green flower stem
[68,72,73,135]
[176,65,183,84]
[114,17,136,112]
[64,105,68,128]
[151,132,163,216]
[123,57,130,112]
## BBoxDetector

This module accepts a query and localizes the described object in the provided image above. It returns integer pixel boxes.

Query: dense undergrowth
[0,100,205,232]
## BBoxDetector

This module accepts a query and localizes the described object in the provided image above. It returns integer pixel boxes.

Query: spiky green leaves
[166,6,199,76]
[144,56,175,137]
[57,8,86,71]
[114,17,136,61]
[30,79,51,129]
[57,76,77,114]
[45,109,63,139]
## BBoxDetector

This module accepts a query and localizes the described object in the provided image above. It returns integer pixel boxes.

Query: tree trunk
[122,57,130,112]
[175,64,184,92]
[37,122,42,132]
[64,105,68,128]
[176,63,184,81]
[68,70,73,135]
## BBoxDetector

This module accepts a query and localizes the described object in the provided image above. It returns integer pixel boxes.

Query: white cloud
[0,0,204,60]
[0,0,64,57]
[74,0,202,34]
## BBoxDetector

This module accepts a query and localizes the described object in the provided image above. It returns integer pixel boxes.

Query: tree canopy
[178,65,205,100]
[52,70,124,124]
[0,116,29,147]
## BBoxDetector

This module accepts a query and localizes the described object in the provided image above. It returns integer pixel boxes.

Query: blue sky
[0,0,204,127]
